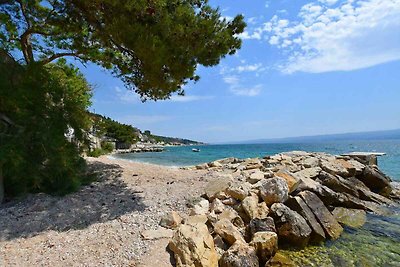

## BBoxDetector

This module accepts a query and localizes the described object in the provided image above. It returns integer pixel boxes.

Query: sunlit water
[113,140,400,266]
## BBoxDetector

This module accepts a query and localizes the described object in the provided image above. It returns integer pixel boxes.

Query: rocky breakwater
[165,151,399,266]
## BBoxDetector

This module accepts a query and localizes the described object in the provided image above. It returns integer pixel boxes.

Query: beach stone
[209,161,223,168]
[285,196,326,243]
[270,203,312,248]
[348,159,365,175]
[316,171,359,197]
[258,177,289,206]
[247,170,265,184]
[358,166,392,195]
[244,158,263,170]
[214,235,229,259]
[226,182,251,201]
[246,217,276,240]
[159,211,182,229]
[141,228,173,240]
[298,191,343,240]
[214,219,246,245]
[219,241,259,267]
[265,252,296,267]
[189,198,210,216]
[185,214,208,225]
[295,167,322,180]
[196,163,209,170]
[332,207,366,228]
[216,157,237,165]
[210,198,227,214]
[219,208,245,228]
[222,197,239,206]
[205,178,232,200]
[275,170,300,193]
[242,194,269,220]
[249,231,278,263]
[302,157,320,168]
[390,182,400,199]
[320,159,351,177]
[169,223,218,267]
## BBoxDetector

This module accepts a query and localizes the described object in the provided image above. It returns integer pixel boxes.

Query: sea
[113,139,400,266]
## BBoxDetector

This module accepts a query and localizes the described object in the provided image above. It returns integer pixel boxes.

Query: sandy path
[0,156,220,267]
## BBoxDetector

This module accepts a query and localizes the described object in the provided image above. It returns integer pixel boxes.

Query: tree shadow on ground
[0,161,146,241]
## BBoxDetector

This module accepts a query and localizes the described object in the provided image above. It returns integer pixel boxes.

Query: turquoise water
[114,139,400,181]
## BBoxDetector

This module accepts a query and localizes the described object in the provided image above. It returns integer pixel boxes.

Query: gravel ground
[0,156,223,267]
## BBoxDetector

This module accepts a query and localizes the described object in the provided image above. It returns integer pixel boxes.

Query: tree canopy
[1,0,245,100]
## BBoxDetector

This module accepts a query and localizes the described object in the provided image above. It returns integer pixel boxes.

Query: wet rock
[270,203,312,247]
[332,207,366,228]
[226,182,251,201]
[169,223,218,267]
[285,196,326,243]
[258,177,289,206]
[242,194,269,220]
[265,252,296,267]
[275,170,300,193]
[358,166,392,195]
[214,219,246,245]
[249,231,278,264]
[246,217,276,240]
[219,241,259,267]
[298,191,343,240]
[159,211,182,229]
[205,178,232,200]
[189,198,210,216]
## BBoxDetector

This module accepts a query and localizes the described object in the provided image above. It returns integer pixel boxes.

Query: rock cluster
[168,151,397,266]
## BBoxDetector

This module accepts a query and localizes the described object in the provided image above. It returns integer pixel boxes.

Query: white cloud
[230,85,262,96]
[245,0,400,73]
[234,63,263,73]
[223,76,240,85]
[169,95,214,102]
[114,86,141,103]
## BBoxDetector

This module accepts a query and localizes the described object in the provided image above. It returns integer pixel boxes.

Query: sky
[81,0,400,143]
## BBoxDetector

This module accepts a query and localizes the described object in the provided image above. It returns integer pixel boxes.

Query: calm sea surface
[114,139,400,181]
[114,139,400,266]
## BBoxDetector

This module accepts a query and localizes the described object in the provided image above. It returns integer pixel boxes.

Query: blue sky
[81,0,400,143]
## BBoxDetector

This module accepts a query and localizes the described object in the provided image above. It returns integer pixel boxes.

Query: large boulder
[358,166,392,195]
[169,223,218,267]
[249,231,278,264]
[219,241,259,267]
[218,208,245,228]
[270,203,312,247]
[205,178,232,200]
[298,191,343,240]
[332,207,366,228]
[275,170,300,193]
[189,198,210,216]
[302,157,320,168]
[320,158,354,177]
[258,177,289,206]
[246,217,276,240]
[246,170,266,184]
[242,194,269,220]
[214,219,246,245]
[226,182,251,201]
[285,196,326,243]
[316,171,359,197]
[295,167,322,180]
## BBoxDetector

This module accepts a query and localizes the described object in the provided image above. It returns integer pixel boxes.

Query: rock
[302,157,320,168]
[358,166,392,194]
[244,158,263,170]
[189,198,210,216]
[270,203,312,247]
[246,218,276,240]
[205,178,232,200]
[275,170,300,193]
[219,208,245,228]
[226,182,251,201]
[320,159,351,177]
[247,170,265,184]
[258,177,289,206]
[242,194,269,220]
[298,191,343,240]
[294,167,322,180]
[316,171,359,197]
[185,214,208,225]
[348,159,365,175]
[249,231,278,263]
[219,241,259,267]
[265,252,296,267]
[222,197,239,206]
[159,211,182,229]
[196,163,209,170]
[216,157,237,165]
[332,207,366,228]
[169,223,218,267]
[390,182,400,199]
[209,161,223,168]
[214,235,229,259]
[214,219,246,245]
[210,198,227,214]
[141,228,173,240]
[285,196,326,243]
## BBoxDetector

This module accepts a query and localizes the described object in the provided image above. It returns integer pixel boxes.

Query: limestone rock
[205,178,232,200]
[275,170,300,193]
[270,203,312,247]
[390,182,400,199]
[332,207,366,228]
[159,211,182,229]
[226,182,251,201]
[210,198,227,214]
[358,166,391,194]
[298,191,343,240]
[249,231,278,263]
[185,214,208,225]
[246,217,276,240]
[320,159,350,177]
[295,167,322,180]
[247,170,265,184]
[244,158,263,170]
[214,218,246,245]
[222,197,239,206]
[219,241,259,267]
[242,194,269,220]
[189,198,210,216]
[219,208,245,228]
[214,235,229,259]
[169,223,218,267]
[302,157,320,168]
[141,228,173,240]
[209,161,223,168]
[316,171,359,197]
[258,177,289,206]
[285,196,325,243]
[348,159,365,175]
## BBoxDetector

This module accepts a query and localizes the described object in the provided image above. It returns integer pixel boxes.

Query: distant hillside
[238,129,400,144]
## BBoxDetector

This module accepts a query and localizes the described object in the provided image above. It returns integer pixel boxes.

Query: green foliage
[91,114,138,145]
[87,148,106,158]
[1,0,245,100]
[0,57,93,197]
[101,141,114,153]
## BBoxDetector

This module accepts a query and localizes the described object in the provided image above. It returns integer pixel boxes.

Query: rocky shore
[166,151,399,266]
